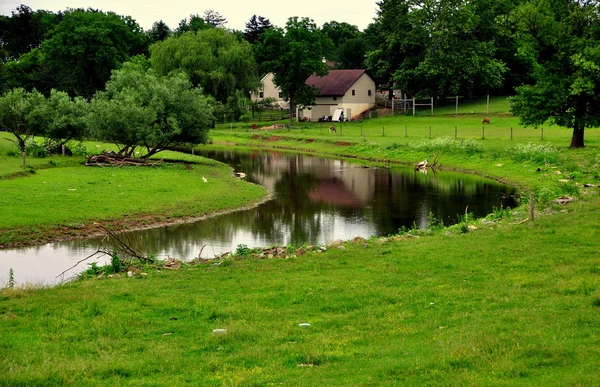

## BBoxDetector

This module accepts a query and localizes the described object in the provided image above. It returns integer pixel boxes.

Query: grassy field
[0,132,268,247]
[2,101,600,385]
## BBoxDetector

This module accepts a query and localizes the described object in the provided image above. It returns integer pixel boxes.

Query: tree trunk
[288,98,294,129]
[569,123,585,148]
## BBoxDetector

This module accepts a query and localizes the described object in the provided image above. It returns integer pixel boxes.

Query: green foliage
[0,87,45,162]
[89,60,213,158]
[366,0,508,96]
[37,9,148,99]
[150,28,258,104]
[510,0,600,148]
[407,137,484,154]
[111,253,122,274]
[24,138,48,158]
[509,142,557,163]
[7,268,14,289]
[256,17,331,127]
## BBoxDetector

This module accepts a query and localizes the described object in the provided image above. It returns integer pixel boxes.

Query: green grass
[1,197,600,385]
[0,132,268,247]
[2,107,600,385]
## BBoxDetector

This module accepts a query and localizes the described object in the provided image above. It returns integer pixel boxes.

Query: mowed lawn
[2,100,600,385]
[1,196,599,385]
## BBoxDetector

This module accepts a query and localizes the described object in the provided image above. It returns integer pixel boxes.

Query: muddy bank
[0,194,273,250]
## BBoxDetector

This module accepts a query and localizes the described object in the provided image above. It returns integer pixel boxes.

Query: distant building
[251,73,288,109]
[299,69,376,121]
[253,70,376,121]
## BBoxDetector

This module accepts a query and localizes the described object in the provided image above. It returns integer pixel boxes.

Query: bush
[25,139,48,158]
[509,142,558,164]
[407,137,484,154]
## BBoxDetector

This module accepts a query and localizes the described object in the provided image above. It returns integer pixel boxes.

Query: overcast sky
[1,1,379,32]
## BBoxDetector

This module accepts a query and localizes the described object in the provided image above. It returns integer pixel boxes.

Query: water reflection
[0,149,517,285]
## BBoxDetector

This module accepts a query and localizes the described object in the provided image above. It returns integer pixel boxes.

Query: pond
[0,149,517,285]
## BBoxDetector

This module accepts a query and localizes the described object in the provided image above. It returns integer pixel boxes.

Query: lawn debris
[86,151,160,167]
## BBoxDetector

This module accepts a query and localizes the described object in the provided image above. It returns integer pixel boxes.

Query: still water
[0,149,517,285]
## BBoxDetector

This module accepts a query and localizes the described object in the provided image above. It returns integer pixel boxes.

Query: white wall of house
[301,73,376,121]
[251,73,288,108]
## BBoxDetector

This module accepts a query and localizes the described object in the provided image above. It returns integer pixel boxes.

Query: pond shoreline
[0,194,274,251]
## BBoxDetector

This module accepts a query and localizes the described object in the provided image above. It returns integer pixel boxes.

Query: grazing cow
[329,126,336,133]
[482,118,491,124]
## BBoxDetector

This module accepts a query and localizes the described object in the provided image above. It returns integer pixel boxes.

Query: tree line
[1,1,599,150]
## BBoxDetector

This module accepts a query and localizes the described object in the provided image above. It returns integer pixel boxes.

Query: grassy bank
[0,132,268,248]
[2,107,600,385]
[1,197,599,385]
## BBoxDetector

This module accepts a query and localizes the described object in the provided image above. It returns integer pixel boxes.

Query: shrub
[407,137,484,154]
[509,142,558,164]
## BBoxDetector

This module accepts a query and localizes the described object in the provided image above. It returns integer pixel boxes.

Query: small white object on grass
[213,328,227,333]
[202,177,208,182]
[299,323,311,327]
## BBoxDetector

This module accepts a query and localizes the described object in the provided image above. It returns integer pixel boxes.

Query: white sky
[1,1,379,32]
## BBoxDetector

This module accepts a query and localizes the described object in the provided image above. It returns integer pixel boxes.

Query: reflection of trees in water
[82,149,516,257]
[369,168,517,235]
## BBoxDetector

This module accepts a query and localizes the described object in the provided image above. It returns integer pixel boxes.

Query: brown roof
[305,70,367,97]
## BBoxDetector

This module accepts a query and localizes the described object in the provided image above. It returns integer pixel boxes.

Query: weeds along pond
[0,149,517,285]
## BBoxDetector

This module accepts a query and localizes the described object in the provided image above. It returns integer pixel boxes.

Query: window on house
[333,96,337,101]
[259,92,264,98]
[352,90,355,96]
[368,90,372,96]
[278,92,282,98]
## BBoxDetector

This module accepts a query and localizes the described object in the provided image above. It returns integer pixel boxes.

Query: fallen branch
[86,152,160,167]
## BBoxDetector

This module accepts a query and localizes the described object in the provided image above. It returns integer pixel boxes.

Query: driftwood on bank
[415,151,440,171]
[86,152,160,167]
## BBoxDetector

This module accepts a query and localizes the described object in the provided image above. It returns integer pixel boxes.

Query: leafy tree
[150,28,258,104]
[321,21,367,69]
[0,87,45,164]
[37,9,148,99]
[510,0,600,148]
[364,0,415,89]
[176,14,211,35]
[203,10,227,28]
[0,5,60,61]
[89,60,213,159]
[256,17,330,128]
[366,0,511,98]
[401,0,505,97]
[243,15,273,44]
[148,20,171,43]
[28,89,88,150]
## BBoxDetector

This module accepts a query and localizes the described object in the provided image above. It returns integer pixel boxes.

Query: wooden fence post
[482,126,485,140]
[405,125,407,137]
[455,126,457,139]
[510,127,513,140]
[429,126,432,138]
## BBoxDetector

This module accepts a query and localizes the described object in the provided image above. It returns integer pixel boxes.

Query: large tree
[28,89,88,149]
[36,9,148,99]
[89,59,213,159]
[256,17,330,128]
[510,0,600,148]
[0,87,45,165]
[203,10,227,28]
[150,28,258,104]
[366,0,511,98]
[148,20,171,43]
[321,21,367,69]
[0,5,60,61]
[243,15,273,45]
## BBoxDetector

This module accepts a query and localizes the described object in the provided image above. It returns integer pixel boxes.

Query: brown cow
[482,118,491,124]
[329,126,336,132]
